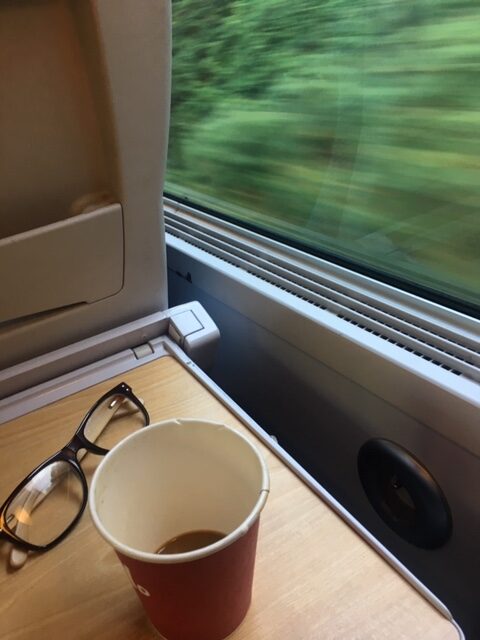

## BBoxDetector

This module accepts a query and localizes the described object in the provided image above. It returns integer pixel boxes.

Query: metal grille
[165,205,480,384]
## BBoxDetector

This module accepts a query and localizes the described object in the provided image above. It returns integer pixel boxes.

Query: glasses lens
[4,461,84,547]
[83,392,147,450]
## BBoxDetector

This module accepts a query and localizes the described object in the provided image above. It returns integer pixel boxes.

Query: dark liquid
[156,530,225,554]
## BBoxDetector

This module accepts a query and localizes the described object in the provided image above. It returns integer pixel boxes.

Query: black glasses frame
[0,382,149,553]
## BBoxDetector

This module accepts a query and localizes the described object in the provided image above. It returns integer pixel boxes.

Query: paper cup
[89,418,269,640]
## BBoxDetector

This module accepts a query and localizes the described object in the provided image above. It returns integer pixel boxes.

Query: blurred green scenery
[165,0,480,310]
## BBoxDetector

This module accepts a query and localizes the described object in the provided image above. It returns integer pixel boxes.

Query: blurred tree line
[166,0,479,306]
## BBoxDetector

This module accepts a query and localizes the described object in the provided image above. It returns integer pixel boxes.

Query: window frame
[165,195,480,457]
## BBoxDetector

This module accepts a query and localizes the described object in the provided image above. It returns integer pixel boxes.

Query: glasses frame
[0,382,149,553]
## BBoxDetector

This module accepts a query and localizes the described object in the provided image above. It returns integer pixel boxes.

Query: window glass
[166,0,480,312]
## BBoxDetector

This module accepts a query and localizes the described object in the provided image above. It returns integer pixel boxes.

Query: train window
[165,0,480,316]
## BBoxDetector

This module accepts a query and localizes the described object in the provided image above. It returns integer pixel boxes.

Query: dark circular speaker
[358,438,452,549]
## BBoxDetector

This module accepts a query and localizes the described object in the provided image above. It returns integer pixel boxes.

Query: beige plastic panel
[0,204,123,323]
[0,0,171,373]
[0,0,112,240]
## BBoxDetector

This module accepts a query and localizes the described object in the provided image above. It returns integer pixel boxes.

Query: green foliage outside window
[166,0,480,310]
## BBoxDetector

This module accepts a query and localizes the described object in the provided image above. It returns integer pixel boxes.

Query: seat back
[0,0,171,370]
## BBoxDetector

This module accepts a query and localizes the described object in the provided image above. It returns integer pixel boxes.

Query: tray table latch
[167,302,220,371]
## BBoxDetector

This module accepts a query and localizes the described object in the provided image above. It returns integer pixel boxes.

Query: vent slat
[165,212,480,384]
[167,213,479,358]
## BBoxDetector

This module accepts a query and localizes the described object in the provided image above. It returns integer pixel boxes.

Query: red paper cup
[89,419,269,640]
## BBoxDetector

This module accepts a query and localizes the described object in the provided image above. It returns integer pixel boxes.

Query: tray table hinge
[132,343,155,360]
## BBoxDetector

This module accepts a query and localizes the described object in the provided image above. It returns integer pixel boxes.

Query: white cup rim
[89,418,270,564]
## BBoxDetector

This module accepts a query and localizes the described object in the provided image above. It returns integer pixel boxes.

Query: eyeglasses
[0,382,149,560]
